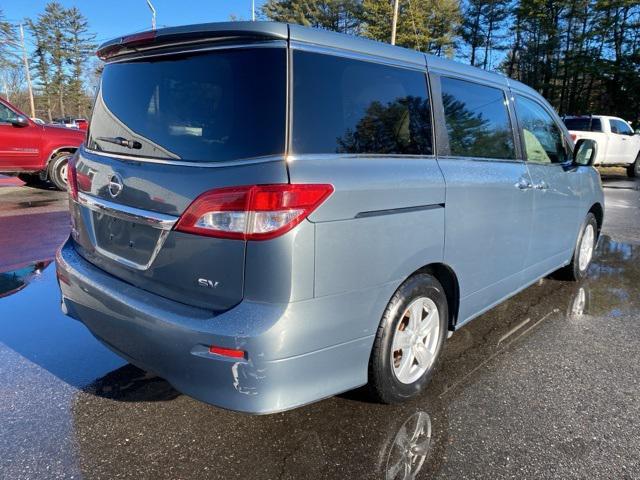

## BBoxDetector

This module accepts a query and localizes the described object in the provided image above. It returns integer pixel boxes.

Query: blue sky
[3,0,266,50]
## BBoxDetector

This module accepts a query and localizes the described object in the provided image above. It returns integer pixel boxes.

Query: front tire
[368,273,448,404]
[559,213,598,281]
[48,152,73,191]
[627,152,640,178]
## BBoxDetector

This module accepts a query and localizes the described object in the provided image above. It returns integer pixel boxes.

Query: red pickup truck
[0,96,85,190]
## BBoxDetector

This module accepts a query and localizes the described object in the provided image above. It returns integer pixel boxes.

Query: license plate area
[92,211,163,267]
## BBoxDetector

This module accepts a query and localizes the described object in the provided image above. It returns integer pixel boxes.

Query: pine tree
[262,0,362,34]
[0,9,18,74]
[361,0,461,56]
[66,7,96,118]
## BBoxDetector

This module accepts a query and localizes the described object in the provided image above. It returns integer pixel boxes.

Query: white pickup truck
[564,115,640,177]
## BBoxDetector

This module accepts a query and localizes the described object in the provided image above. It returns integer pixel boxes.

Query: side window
[0,103,15,123]
[515,96,569,164]
[292,51,433,155]
[610,119,633,136]
[440,77,515,160]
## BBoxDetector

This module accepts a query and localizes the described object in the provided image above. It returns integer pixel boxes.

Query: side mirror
[10,115,29,128]
[573,138,597,167]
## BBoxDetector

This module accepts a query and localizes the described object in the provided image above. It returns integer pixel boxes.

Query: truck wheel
[48,152,73,191]
[627,153,640,178]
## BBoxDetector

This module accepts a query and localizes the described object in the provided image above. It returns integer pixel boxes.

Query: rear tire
[558,213,598,281]
[627,152,640,178]
[368,273,448,404]
[48,152,73,191]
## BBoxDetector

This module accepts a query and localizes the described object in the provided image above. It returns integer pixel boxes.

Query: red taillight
[570,133,577,141]
[67,155,78,200]
[209,345,246,359]
[175,184,334,241]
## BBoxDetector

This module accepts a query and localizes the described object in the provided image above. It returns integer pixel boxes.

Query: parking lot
[0,168,638,479]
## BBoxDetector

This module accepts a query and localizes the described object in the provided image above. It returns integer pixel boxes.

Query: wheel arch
[588,202,604,237]
[414,262,460,331]
[46,146,78,168]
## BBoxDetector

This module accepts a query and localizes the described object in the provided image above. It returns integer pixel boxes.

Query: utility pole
[252,0,256,21]
[146,0,157,30]
[20,24,36,118]
[391,0,400,45]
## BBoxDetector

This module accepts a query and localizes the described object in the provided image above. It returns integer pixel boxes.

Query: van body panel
[437,158,534,321]
[243,220,316,303]
[77,149,290,216]
[287,156,445,297]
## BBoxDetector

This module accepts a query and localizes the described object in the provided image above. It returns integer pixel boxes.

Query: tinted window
[88,48,286,163]
[610,119,633,135]
[292,51,432,155]
[441,77,515,159]
[515,96,568,164]
[563,117,602,132]
[0,103,15,123]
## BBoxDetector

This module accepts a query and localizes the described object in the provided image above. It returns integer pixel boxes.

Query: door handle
[533,181,548,190]
[515,178,532,190]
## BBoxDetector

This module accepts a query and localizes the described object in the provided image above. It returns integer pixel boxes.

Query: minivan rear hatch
[70,43,288,311]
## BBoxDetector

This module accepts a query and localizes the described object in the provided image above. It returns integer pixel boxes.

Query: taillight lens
[570,133,577,141]
[67,155,78,200]
[175,184,334,241]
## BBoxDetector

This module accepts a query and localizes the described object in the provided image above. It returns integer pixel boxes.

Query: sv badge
[198,278,219,288]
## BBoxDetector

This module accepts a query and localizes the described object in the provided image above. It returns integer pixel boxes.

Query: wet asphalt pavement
[0,169,639,479]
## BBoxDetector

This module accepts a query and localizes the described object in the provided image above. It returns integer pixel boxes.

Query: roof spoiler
[96,21,289,61]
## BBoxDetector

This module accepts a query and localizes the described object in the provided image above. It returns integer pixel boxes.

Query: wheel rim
[391,297,440,385]
[578,224,595,271]
[385,411,431,480]
[59,162,68,186]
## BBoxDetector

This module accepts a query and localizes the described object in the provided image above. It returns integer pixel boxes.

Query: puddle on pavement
[0,261,51,298]
[0,236,638,479]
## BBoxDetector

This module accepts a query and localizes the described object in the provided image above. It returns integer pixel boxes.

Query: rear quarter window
[292,51,433,156]
[88,48,287,163]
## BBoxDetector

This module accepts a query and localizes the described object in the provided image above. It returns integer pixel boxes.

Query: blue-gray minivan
[55,22,604,414]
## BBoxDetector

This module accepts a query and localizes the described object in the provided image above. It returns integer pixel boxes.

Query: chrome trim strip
[108,40,287,63]
[82,147,287,168]
[290,41,427,72]
[77,192,178,230]
[285,153,436,162]
[355,203,444,219]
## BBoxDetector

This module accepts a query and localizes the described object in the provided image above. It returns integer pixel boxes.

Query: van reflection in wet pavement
[1,236,639,479]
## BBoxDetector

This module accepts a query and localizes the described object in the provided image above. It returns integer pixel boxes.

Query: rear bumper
[55,238,373,413]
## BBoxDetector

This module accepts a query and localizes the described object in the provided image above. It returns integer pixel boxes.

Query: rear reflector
[175,184,334,241]
[209,346,246,359]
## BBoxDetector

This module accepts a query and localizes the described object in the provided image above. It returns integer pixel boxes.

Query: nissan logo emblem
[108,173,124,198]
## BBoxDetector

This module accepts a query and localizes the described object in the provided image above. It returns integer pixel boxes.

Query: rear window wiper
[95,136,142,150]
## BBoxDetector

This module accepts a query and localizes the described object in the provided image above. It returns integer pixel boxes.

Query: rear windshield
[88,48,286,163]
[563,117,602,132]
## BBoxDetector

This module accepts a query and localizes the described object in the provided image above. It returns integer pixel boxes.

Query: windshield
[88,47,286,163]
[563,117,602,132]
